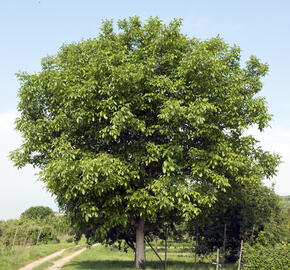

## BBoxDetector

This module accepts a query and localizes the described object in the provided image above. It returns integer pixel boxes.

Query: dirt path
[18,248,67,270]
[46,247,87,270]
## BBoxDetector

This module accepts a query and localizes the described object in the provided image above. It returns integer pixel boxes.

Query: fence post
[222,223,227,266]
[23,228,29,246]
[164,226,168,270]
[50,227,55,240]
[155,236,158,251]
[145,238,165,267]
[237,240,243,270]
[194,226,199,264]
[12,228,19,249]
[216,248,220,270]
[251,224,255,238]
[36,228,42,245]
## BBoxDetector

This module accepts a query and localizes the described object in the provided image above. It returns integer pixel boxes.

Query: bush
[242,243,289,270]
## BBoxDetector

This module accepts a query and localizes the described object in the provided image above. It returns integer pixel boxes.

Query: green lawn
[0,239,236,270]
[63,245,235,270]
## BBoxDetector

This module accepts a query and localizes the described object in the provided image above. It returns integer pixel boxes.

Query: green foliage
[11,16,279,248]
[242,243,289,270]
[186,182,288,262]
[20,206,54,220]
[0,215,70,247]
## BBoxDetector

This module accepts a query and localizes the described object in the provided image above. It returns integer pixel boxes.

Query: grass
[150,247,194,254]
[0,237,236,270]
[0,238,76,270]
[62,245,236,270]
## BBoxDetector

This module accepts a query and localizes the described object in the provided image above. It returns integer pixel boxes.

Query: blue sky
[0,0,289,220]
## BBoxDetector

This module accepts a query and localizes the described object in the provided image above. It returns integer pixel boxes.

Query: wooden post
[251,224,255,238]
[36,228,42,245]
[12,228,19,249]
[164,226,168,270]
[222,223,227,266]
[145,238,165,267]
[216,248,220,270]
[195,226,199,264]
[23,229,29,246]
[237,240,243,270]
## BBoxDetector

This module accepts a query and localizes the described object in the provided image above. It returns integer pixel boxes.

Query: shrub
[242,243,289,270]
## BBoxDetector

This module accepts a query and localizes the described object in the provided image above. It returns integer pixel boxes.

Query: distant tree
[188,182,287,262]
[21,206,54,220]
[280,195,290,208]
[11,17,280,268]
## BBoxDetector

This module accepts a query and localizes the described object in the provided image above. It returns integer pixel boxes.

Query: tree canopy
[20,206,54,220]
[11,17,280,268]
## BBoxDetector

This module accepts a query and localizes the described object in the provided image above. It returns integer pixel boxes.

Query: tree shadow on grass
[64,260,133,269]
[64,260,216,269]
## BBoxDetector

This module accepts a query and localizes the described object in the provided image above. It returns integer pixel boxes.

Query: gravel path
[46,247,87,270]
[18,248,66,270]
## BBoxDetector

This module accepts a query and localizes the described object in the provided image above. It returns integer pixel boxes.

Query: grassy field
[0,239,76,270]
[62,244,236,270]
[0,237,236,270]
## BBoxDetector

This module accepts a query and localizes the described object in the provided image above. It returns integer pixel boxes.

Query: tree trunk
[135,216,145,269]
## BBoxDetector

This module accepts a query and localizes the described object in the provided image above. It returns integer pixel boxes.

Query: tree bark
[135,216,145,269]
